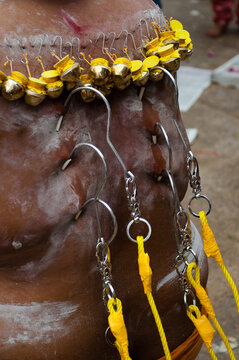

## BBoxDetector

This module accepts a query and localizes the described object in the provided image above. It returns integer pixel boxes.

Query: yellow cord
[199,210,239,313]
[187,305,217,360]
[107,298,132,360]
[137,236,171,360]
[187,263,236,360]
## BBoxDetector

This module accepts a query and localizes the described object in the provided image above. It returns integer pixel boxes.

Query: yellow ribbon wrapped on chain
[137,236,171,360]
[187,305,217,359]
[107,298,132,360]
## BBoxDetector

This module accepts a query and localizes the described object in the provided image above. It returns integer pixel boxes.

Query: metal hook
[95,32,106,54]
[138,18,151,42]
[75,198,118,245]
[51,35,63,58]
[62,142,108,200]
[152,122,172,172]
[150,66,190,153]
[71,37,81,60]
[56,86,128,180]
[126,32,138,53]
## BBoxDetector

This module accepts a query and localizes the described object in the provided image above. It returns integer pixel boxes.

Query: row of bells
[0,20,192,106]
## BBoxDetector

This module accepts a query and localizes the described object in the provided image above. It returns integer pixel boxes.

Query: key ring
[188,194,212,218]
[126,217,152,243]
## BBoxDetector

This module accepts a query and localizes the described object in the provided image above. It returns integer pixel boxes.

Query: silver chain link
[96,237,116,307]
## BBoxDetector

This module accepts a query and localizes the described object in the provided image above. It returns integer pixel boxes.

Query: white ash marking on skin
[37,174,79,224]
[0,301,80,346]
[12,240,23,250]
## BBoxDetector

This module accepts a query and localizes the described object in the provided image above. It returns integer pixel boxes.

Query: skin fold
[0,1,208,359]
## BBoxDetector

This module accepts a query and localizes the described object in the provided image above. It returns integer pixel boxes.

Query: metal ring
[188,194,212,218]
[184,289,197,310]
[182,247,199,267]
[104,282,117,302]
[75,198,118,245]
[126,217,152,243]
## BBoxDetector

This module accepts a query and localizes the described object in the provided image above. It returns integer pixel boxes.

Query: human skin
[0,1,208,359]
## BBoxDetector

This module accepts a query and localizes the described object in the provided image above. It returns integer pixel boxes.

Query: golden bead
[96,85,111,98]
[41,70,64,99]
[47,83,64,99]
[161,58,180,73]
[134,70,149,87]
[114,78,131,90]
[88,58,111,86]
[2,71,28,101]
[2,78,25,101]
[178,48,189,61]
[112,58,131,84]
[61,62,81,82]
[80,75,96,102]
[24,89,46,106]
[149,69,164,82]
[24,77,47,106]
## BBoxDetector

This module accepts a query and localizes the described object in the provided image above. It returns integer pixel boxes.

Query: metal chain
[125,171,141,221]
[186,155,201,197]
[96,237,116,307]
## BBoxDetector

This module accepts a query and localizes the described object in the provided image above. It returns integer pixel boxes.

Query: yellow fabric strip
[137,236,171,360]
[187,263,236,360]
[199,211,239,313]
[107,298,132,360]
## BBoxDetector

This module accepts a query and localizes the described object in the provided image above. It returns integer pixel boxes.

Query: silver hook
[61,142,108,200]
[126,32,138,53]
[149,67,212,216]
[150,66,191,154]
[51,35,63,58]
[75,198,118,245]
[138,18,150,42]
[95,32,107,54]
[106,32,117,54]
[56,86,128,180]
[152,122,172,172]
[71,37,81,60]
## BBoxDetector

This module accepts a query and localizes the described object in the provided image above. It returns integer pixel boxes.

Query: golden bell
[96,85,112,99]
[161,57,180,73]
[41,70,64,99]
[88,58,111,86]
[179,48,189,61]
[25,88,46,106]
[134,70,149,87]
[185,49,193,59]
[149,69,164,82]
[61,62,81,82]
[114,78,131,90]
[112,58,131,84]
[53,55,80,82]
[0,70,7,91]
[80,75,96,103]
[24,77,47,106]
[2,71,28,101]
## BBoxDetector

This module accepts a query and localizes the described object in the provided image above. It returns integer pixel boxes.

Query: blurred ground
[163,0,239,359]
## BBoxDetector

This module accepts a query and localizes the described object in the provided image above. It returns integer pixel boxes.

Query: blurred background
[160,0,239,358]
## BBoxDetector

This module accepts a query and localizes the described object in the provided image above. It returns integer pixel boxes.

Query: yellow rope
[187,305,217,359]
[137,236,171,360]
[187,263,236,360]
[107,298,132,360]
[199,210,239,313]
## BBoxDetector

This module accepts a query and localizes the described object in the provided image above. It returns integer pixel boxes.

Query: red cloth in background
[212,0,239,25]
